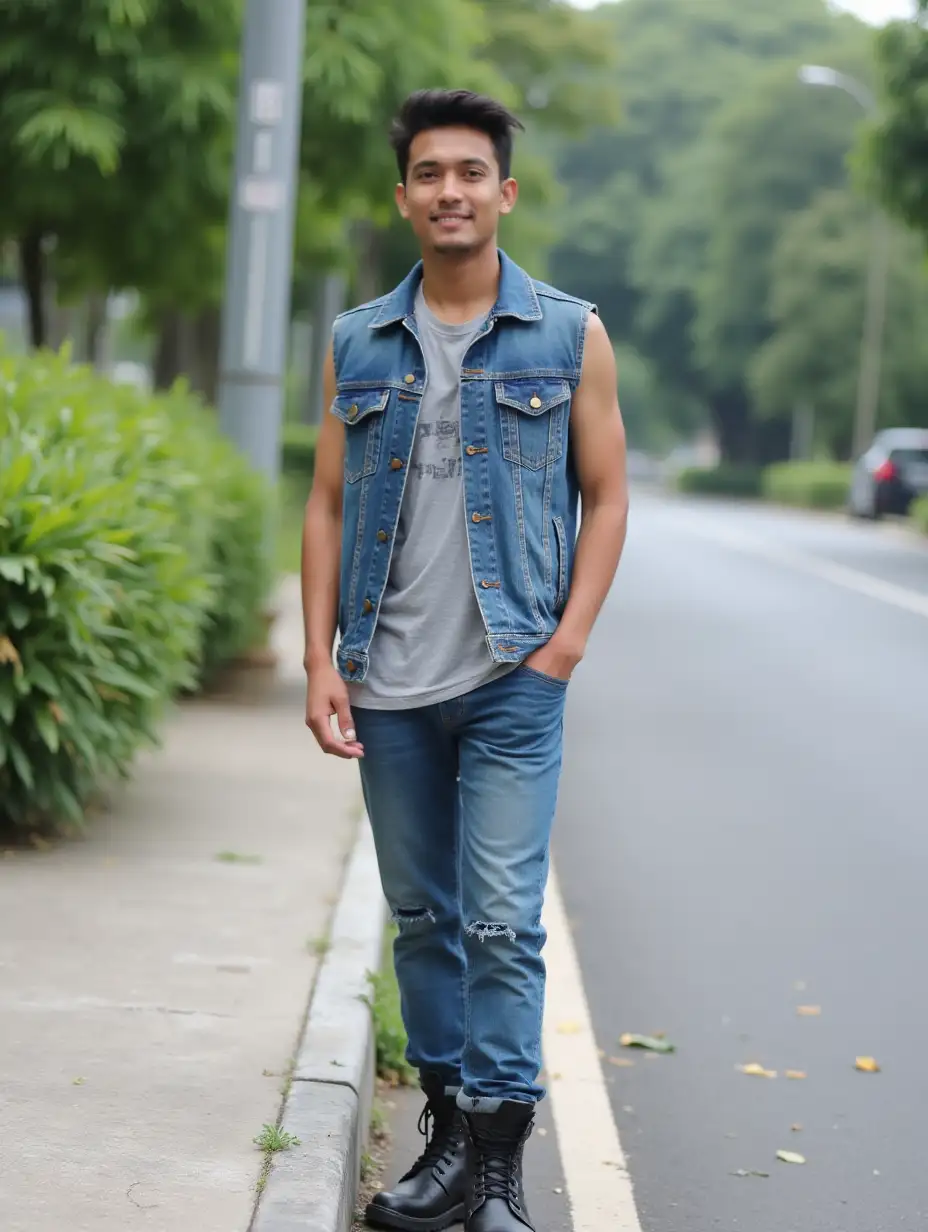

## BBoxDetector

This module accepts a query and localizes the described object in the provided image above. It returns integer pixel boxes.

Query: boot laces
[410,1103,458,1176]
[473,1131,524,1207]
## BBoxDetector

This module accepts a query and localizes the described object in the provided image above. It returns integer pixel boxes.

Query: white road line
[685,521,928,622]
[543,864,643,1232]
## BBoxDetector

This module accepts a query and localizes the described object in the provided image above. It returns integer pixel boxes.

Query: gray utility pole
[218,0,306,481]
[798,66,891,459]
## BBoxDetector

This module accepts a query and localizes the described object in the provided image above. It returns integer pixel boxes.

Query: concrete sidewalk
[0,579,365,1232]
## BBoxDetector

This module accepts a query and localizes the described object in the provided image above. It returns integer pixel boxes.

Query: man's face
[396,126,518,256]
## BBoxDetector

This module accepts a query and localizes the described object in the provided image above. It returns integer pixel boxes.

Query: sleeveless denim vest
[330,249,596,685]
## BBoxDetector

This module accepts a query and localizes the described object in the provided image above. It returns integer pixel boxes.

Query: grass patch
[367,924,416,1087]
[215,850,263,865]
[308,935,331,958]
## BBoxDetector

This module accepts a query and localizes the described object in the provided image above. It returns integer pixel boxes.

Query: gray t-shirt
[349,287,511,710]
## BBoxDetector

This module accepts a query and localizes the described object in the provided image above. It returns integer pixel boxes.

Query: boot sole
[364,1202,466,1231]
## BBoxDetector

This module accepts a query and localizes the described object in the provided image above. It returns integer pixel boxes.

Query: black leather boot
[365,1073,467,1231]
[463,1101,536,1232]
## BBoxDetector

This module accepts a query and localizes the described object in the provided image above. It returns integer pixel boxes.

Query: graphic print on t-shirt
[411,418,464,482]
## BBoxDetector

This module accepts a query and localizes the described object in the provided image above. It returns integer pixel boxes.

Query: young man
[302,90,628,1232]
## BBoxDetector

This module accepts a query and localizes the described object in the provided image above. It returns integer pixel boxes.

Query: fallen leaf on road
[738,1062,777,1079]
[791,1123,803,1132]
[556,1021,583,1035]
[620,1033,676,1053]
[855,1056,881,1073]
[776,1150,806,1165]
[731,1169,769,1179]
[606,1055,635,1068]
[797,1005,821,1017]
[72,1077,86,1085]
[786,1070,807,1080]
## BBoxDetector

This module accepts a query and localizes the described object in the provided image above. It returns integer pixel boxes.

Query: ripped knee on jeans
[392,906,436,933]
[465,920,517,943]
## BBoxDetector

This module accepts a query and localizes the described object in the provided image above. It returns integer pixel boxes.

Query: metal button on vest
[362,599,373,614]
[530,395,542,409]
[348,404,359,420]
[390,458,404,470]
[404,373,415,384]
[346,660,357,673]
[377,530,388,542]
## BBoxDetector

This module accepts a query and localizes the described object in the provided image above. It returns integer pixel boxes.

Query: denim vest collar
[367,249,543,331]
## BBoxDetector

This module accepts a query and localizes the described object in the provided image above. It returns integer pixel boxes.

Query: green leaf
[26,661,59,697]
[35,708,60,754]
[96,664,158,699]
[0,677,15,725]
[3,453,32,496]
[8,601,31,630]
[9,740,34,789]
[0,558,26,584]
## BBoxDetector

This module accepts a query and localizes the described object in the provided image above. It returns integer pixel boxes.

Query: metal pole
[218,0,306,482]
[853,208,891,458]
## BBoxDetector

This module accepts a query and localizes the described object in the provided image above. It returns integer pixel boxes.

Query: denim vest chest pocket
[495,378,571,471]
[331,388,390,483]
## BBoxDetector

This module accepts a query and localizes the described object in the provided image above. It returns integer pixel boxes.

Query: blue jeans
[353,665,567,1110]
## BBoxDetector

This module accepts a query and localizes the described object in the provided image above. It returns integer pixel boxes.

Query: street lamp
[798,64,891,459]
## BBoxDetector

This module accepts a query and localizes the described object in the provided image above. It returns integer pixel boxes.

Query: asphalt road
[372,492,928,1232]
[555,492,928,1232]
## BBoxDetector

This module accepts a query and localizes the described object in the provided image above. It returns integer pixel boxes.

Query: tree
[0,0,238,356]
[751,189,928,457]
[694,59,873,460]
[865,1,928,246]
[544,0,875,458]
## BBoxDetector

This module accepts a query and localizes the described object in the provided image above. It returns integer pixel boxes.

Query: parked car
[848,428,928,519]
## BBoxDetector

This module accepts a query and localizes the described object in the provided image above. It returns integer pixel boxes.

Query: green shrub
[762,461,852,510]
[912,495,928,535]
[0,348,271,836]
[281,421,317,479]
[675,464,763,498]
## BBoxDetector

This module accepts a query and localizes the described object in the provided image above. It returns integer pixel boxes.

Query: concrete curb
[252,819,387,1232]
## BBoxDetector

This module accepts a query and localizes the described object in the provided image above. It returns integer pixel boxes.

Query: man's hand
[523,633,585,683]
[305,662,364,759]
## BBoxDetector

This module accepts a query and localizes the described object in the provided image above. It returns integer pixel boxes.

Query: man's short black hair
[390,89,525,183]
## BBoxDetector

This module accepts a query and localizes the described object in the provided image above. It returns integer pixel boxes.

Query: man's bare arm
[526,312,628,679]
[301,344,363,758]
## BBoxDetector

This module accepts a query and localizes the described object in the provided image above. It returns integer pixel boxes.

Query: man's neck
[419,244,500,325]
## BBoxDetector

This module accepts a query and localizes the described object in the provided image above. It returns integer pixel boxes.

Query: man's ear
[395,182,410,218]
[499,177,519,215]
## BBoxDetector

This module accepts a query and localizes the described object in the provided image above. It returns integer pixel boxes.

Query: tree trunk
[711,389,753,464]
[353,222,382,306]
[84,293,109,369]
[18,231,47,349]
[191,306,221,405]
[153,310,184,390]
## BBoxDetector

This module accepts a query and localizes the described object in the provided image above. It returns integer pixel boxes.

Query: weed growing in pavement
[254,1121,301,1195]
[215,851,263,864]
[308,934,331,958]
[254,1123,301,1152]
